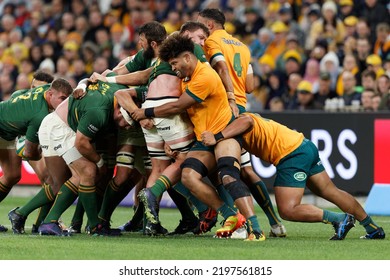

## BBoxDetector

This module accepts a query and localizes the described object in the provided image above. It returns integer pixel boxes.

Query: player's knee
[224,180,251,200]
[116,152,135,169]
[217,156,241,183]
[181,157,208,178]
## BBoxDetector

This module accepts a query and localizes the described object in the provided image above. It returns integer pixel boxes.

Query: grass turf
[0,196,389,260]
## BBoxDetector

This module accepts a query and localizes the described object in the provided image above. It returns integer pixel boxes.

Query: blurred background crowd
[0,0,389,112]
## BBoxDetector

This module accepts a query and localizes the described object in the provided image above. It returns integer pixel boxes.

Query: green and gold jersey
[0,84,51,143]
[67,81,127,139]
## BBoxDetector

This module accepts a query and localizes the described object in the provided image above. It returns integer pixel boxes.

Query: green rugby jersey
[0,84,51,143]
[67,80,127,139]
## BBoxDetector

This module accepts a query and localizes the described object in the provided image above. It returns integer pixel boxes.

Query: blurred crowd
[0,0,389,112]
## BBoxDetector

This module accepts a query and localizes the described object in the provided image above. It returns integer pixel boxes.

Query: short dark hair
[33,70,54,84]
[138,21,167,44]
[198,8,225,26]
[179,21,210,37]
[361,69,376,80]
[51,78,73,96]
[159,34,195,62]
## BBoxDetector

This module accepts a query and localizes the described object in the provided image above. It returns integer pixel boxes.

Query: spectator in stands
[278,4,305,47]
[361,88,376,111]
[366,54,386,78]
[371,93,382,111]
[361,69,377,92]
[268,96,285,112]
[356,37,372,74]
[283,49,303,76]
[357,0,390,44]
[276,33,306,73]
[235,7,264,40]
[249,27,273,74]
[320,51,340,91]
[292,80,323,110]
[282,72,302,109]
[337,54,361,95]
[373,23,390,59]
[338,0,356,20]
[303,58,320,93]
[376,74,390,97]
[307,1,346,51]
[341,71,361,106]
[314,71,338,106]
[264,21,288,60]
[343,16,358,38]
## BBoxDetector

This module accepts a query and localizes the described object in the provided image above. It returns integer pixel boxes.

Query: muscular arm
[131,93,196,120]
[74,131,100,163]
[91,68,152,86]
[115,88,140,112]
[213,60,239,116]
[201,115,254,146]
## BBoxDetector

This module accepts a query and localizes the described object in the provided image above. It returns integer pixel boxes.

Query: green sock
[150,175,171,198]
[173,181,208,213]
[322,210,347,224]
[33,202,53,227]
[99,179,122,221]
[78,184,99,228]
[18,184,55,217]
[106,179,135,220]
[167,187,197,221]
[0,181,11,202]
[217,203,236,220]
[246,215,261,233]
[70,199,85,225]
[44,180,78,223]
[250,181,281,226]
[359,215,380,233]
[216,184,237,211]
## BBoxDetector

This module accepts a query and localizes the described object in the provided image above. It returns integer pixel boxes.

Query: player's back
[0,85,50,141]
[204,29,251,108]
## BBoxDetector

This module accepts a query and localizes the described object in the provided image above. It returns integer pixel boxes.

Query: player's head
[31,70,54,89]
[179,21,209,47]
[198,8,225,31]
[138,21,167,60]
[159,34,195,79]
[46,78,73,110]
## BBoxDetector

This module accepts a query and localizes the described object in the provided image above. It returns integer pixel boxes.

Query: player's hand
[72,88,86,99]
[139,118,154,129]
[164,143,179,159]
[201,131,217,146]
[89,72,107,83]
[229,100,239,117]
[130,108,146,121]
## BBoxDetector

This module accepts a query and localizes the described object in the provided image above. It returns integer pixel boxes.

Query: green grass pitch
[0,196,389,260]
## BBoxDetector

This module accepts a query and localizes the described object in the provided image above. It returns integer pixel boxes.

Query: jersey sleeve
[25,113,46,143]
[184,67,211,103]
[194,44,207,63]
[125,50,147,73]
[204,38,224,65]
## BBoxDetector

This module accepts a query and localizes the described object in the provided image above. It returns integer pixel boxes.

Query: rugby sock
[18,183,55,216]
[98,179,120,221]
[359,215,381,234]
[70,199,85,225]
[105,179,136,219]
[217,203,237,220]
[173,181,208,213]
[150,175,171,197]
[322,210,347,224]
[216,184,237,211]
[0,181,11,202]
[78,184,99,228]
[44,180,78,223]
[167,187,197,221]
[249,181,282,226]
[246,215,261,233]
[33,203,53,227]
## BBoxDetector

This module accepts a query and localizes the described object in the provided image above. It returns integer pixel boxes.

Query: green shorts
[274,139,325,188]
[190,140,214,152]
